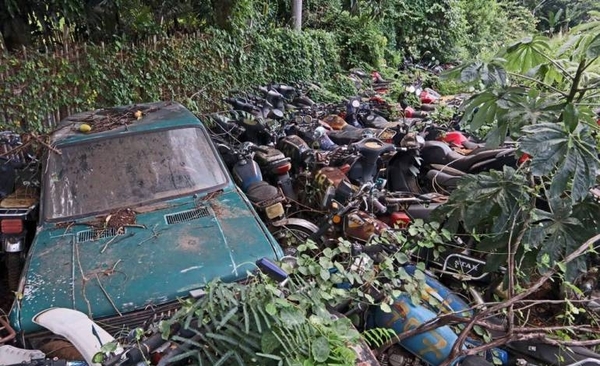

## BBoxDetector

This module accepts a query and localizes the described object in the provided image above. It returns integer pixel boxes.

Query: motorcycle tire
[269,219,320,253]
[6,252,22,292]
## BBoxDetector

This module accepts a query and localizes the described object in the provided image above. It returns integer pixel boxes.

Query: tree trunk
[212,0,236,31]
[292,0,302,31]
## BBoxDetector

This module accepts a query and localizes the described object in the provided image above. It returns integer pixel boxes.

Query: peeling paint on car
[180,266,203,273]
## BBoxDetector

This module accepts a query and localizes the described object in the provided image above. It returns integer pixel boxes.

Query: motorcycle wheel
[6,252,22,292]
[270,222,318,253]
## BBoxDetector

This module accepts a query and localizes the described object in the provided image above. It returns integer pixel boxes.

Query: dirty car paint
[9,102,283,334]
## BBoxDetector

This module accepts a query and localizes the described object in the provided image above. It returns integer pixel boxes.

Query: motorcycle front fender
[270,217,319,234]
[33,308,123,366]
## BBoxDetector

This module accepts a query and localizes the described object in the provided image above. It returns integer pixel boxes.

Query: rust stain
[177,233,206,252]
[134,202,175,214]
[209,200,250,219]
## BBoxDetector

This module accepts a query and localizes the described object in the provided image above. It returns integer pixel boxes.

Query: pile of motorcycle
[4,77,599,366]
[196,79,600,366]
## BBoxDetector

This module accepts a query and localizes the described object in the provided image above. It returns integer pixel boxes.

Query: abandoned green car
[8,102,284,339]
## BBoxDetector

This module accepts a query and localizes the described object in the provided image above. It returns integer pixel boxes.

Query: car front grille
[164,207,211,225]
[95,301,183,338]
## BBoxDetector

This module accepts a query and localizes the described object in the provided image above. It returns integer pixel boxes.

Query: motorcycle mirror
[322,186,336,209]
[416,135,425,147]
[269,109,284,119]
[256,257,289,283]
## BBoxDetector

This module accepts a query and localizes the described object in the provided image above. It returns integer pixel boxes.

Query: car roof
[51,101,203,145]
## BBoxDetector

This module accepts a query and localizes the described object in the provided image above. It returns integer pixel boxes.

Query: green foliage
[521,0,600,34]
[151,275,361,366]
[0,28,344,132]
[455,0,536,60]
[362,327,399,348]
[520,122,599,202]
[439,20,600,283]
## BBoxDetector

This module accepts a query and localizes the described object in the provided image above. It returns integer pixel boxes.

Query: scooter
[419,140,517,193]
[216,141,318,249]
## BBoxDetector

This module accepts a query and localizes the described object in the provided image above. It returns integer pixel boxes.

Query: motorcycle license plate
[442,253,488,280]
[266,202,285,219]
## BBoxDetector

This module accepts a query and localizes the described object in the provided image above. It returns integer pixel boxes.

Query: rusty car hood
[11,190,283,333]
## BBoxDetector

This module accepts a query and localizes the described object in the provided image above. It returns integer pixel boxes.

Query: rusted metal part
[345,210,391,243]
[350,341,380,365]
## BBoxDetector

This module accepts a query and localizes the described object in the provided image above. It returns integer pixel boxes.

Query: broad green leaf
[435,166,529,232]
[459,61,483,84]
[585,33,600,58]
[265,303,277,316]
[380,302,392,313]
[484,123,509,148]
[481,62,508,87]
[311,336,330,362]
[319,268,331,281]
[279,308,306,326]
[563,103,579,132]
[502,36,551,74]
[261,331,280,354]
[527,198,591,281]
[520,123,599,202]
[557,34,583,57]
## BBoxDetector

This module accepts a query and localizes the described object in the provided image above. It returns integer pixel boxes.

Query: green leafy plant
[438,13,600,283]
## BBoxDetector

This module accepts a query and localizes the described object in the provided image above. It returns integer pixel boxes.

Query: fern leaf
[250,303,263,333]
[256,352,283,361]
[242,301,250,334]
[271,329,295,359]
[222,323,261,350]
[162,349,201,364]
[171,335,204,348]
[213,350,239,366]
[217,306,239,330]
[257,303,272,329]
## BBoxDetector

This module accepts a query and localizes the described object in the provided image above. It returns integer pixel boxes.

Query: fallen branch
[441,233,600,365]
[30,132,61,155]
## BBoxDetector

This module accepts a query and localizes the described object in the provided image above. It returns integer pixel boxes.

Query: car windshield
[44,127,228,220]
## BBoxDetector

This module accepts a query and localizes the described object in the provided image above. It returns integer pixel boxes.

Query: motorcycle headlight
[265,202,284,219]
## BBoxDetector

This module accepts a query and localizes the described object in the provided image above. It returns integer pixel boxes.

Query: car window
[44,127,227,220]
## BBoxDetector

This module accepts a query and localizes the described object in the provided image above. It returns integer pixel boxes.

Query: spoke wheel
[270,224,317,253]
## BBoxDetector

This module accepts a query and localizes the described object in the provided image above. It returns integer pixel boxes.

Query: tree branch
[507,72,568,96]
[439,233,600,366]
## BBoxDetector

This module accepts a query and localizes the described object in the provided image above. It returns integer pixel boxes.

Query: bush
[0,28,345,132]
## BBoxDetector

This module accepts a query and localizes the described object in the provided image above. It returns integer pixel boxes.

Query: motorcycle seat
[245,181,281,203]
[421,141,514,173]
[426,169,461,192]
[429,164,465,177]
[328,128,381,145]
